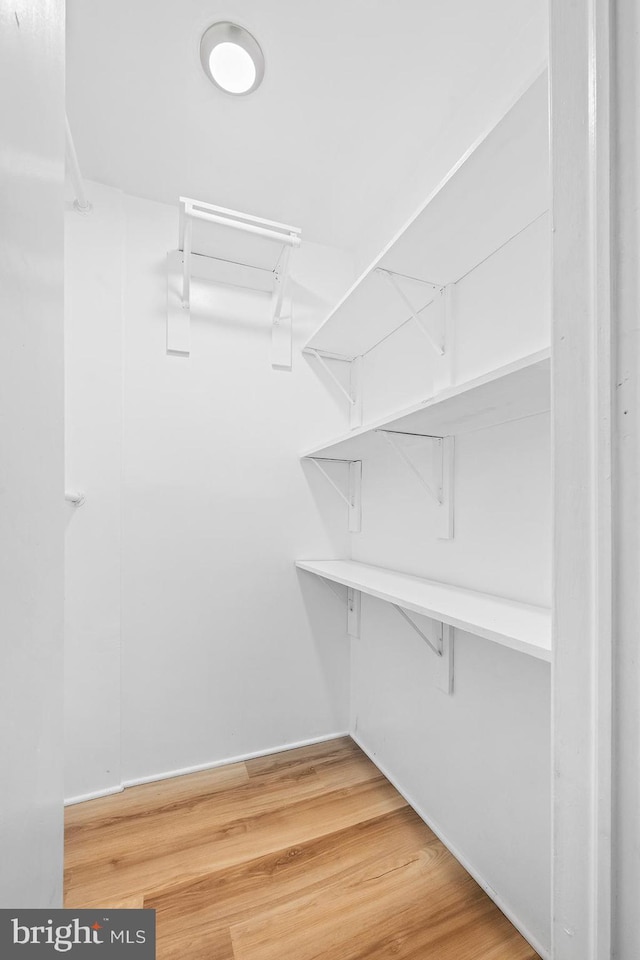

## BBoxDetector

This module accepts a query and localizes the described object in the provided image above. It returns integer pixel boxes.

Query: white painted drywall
[0,0,65,907]
[354,5,548,273]
[63,186,356,794]
[64,183,124,802]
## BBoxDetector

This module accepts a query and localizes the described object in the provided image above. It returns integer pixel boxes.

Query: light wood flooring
[65,737,540,959]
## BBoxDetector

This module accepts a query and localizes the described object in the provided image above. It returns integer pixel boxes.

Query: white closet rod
[65,114,91,214]
[186,207,301,247]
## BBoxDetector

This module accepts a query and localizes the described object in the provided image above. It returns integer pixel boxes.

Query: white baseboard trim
[350,731,551,960]
[120,731,350,790]
[64,784,124,807]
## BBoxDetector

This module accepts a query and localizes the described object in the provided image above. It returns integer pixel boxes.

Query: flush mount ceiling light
[200,22,265,95]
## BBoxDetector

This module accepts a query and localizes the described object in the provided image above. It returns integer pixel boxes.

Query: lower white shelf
[296,559,551,662]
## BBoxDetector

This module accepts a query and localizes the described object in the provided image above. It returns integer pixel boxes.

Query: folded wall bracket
[378,430,454,539]
[167,197,302,368]
[303,349,363,428]
[305,457,362,532]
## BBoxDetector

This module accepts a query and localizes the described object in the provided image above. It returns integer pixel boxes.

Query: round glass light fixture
[200,22,264,96]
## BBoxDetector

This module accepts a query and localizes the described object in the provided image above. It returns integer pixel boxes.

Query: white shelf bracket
[271,244,294,369]
[376,268,445,357]
[167,250,190,356]
[306,457,362,532]
[320,577,348,603]
[378,430,454,540]
[316,578,361,638]
[392,606,454,694]
[181,214,193,309]
[168,197,301,361]
[304,350,363,428]
[433,283,456,392]
[393,604,443,655]
[347,588,361,638]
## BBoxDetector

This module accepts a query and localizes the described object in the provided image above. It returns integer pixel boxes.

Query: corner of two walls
[64,182,124,804]
[64,181,357,803]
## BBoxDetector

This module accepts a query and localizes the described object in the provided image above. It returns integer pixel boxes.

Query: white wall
[64,184,355,795]
[64,183,124,802]
[0,0,65,907]
[353,6,548,274]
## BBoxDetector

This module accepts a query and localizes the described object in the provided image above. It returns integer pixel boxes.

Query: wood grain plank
[146,808,436,960]
[230,844,532,960]
[66,739,379,865]
[65,777,407,906]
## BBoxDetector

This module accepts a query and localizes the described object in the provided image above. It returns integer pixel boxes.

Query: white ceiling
[67,0,546,250]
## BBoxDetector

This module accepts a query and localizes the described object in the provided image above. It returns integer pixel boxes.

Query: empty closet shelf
[301,348,550,460]
[296,559,551,661]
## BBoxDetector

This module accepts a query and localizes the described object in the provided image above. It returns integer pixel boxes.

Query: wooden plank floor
[65,737,540,960]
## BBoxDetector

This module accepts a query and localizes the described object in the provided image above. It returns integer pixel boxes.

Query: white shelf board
[302,348,550,460]
[305,70,549,359]
[296,559,551,662]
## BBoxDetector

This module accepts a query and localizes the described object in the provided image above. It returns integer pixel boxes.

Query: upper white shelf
[302,348,550,460]
[305,70,549,360]
[296,559,551,662]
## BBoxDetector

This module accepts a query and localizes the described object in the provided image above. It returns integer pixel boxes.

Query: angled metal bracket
[392,607,454,694]
[316,578,361,638]
[376,268,445,357]
[392,604,443,656]
[378,430,454,540]
[303,349,363,428]
[306,458,362,532]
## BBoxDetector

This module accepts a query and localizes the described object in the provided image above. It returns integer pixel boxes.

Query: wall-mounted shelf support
[303,349,363,428]
[376,268,445,357]
[311,572,450,683]
[306,457,362,532]
[320,577,347,604]
[347,588,361,638]
[391,605,454,694]
[378,430,454,539]
[271,245,294,368]
[315,577,362,638]
[168,197,301,367]
[392,604,442,655]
